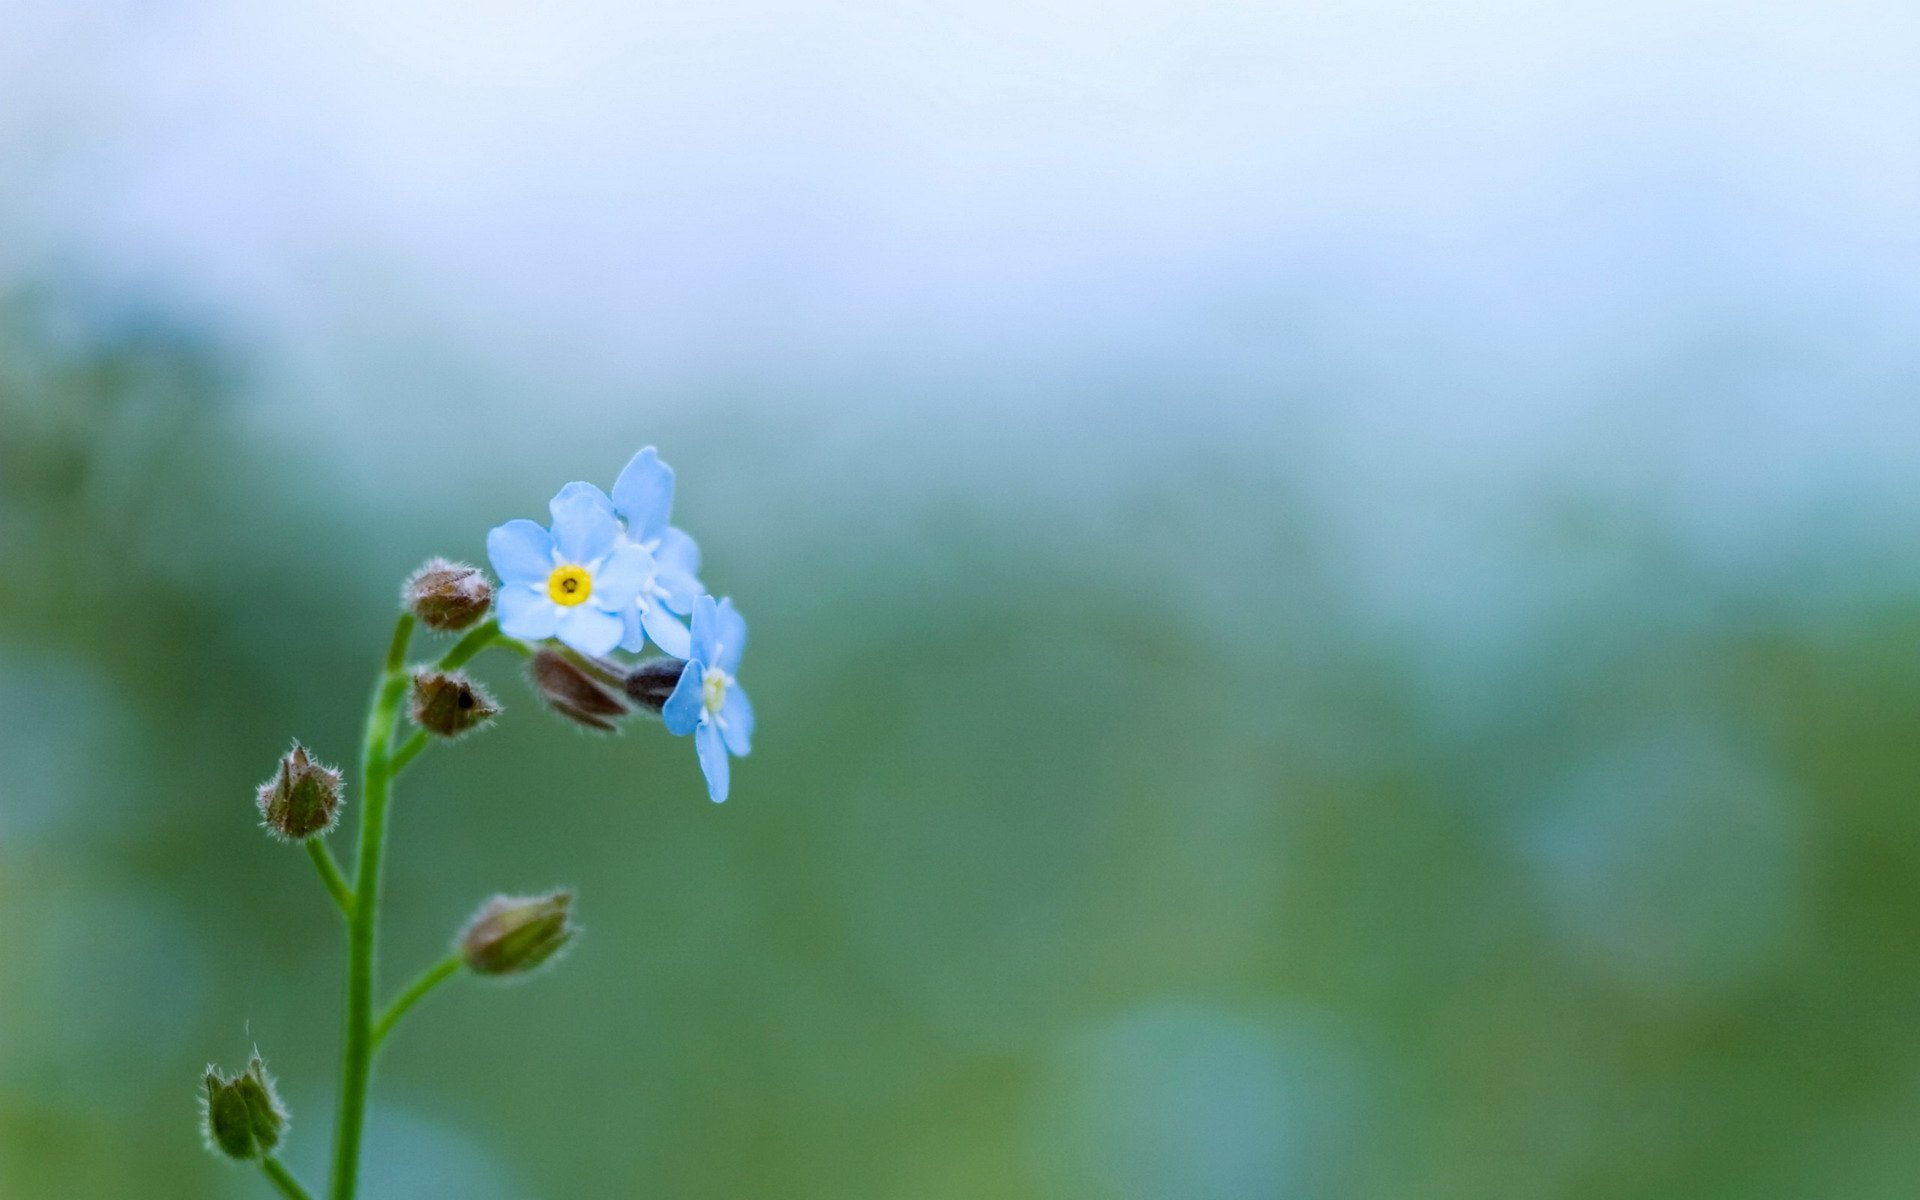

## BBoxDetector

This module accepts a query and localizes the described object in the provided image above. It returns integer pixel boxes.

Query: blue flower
[609,447,706,659]
[662,595,754,803]
[487,483,654,655]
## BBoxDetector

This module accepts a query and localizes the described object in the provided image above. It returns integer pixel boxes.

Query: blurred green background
[6,2,1920,1197]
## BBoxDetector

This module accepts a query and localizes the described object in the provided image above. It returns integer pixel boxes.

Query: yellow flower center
[546,564,593,607]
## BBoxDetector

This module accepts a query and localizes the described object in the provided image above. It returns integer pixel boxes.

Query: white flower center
[702,667,731,717]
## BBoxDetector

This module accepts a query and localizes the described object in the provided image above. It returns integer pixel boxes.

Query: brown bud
[528,649,630,732]
[403,558,493,632]
[256,743,342,842]
[460,890,578,976]
[409,670,500,739]
[622,657,687,714]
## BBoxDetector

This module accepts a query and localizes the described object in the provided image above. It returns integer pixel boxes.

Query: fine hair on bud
[622,657,687,715]
[256,742,343,842]
[403,558,493,632]
[460,889,578,977]
[528,649,631,732]
[201,1055,288,1161]
[410,670,500,739]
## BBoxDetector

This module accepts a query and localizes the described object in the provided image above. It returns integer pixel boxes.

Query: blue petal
[486,519,555,586]
[711,597,748,675]
[548,482,619,564]
[591,544,653,611]
[619,605,648,653]
[640,604,693,659]
[656,526,701,576]
[555,604,623,655]
[695,719,730,803]
[611,446,675,543]
[497,584,560,640]
[653,565,703,614]
[688,594,721,665]
[661,661,706,735]
[720,684,753,757]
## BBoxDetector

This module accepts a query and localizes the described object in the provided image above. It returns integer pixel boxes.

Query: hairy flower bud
[622,657,687,715]
[201,1056,287,1161]
[528,649,630,732]
[256,743,342,842]
[410,670,500,739]
[403,558,493,631]
[460,890,577,977]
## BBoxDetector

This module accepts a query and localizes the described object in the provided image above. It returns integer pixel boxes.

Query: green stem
[372,952,464,1048]
[305,840,353,916]
[328,613,413,1200]
[388,730,429,777]
[385,612,416,676]
[261,1156,316,1200]
[439,619,503,671]
[385,615,525,812]
[492,635,533,659]
[386,624,510,779]
[325,615,515,1199]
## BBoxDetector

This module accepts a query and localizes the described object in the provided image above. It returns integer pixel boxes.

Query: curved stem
[439,620,503,671]
[491,635,533,659]
[305,840,353,916]
[261,1155,316,1200]
[385,613,417,676]
[387,730,429,777]
[373,952,464,1048]
[327,613,413,1200]
[387,623,521,781]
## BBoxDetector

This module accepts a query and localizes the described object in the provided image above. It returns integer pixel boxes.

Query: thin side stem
[388,730,429,777]
[385,613,417,675]
[305,840,353,916]
[327,613,413,1200]
[439,619,502,671]
[372,952,464,1048]
[386,622,515,779]
[261,1156,316,1200]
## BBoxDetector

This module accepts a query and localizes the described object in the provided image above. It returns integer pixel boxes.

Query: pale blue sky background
[5,1,1916,605]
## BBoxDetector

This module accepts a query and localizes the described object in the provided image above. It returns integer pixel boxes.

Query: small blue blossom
[487,483,653,655]
[609,447,705,659]
[661,595,753,803]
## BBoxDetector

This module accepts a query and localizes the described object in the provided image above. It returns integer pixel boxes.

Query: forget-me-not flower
[609,447,705,659]
[662,595,753,803]
[487,483,653,655]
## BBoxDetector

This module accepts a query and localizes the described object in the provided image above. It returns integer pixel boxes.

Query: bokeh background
[5,2,1920,1197]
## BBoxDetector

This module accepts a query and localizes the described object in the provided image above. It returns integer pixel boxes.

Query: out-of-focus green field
[5,291,1920,1200]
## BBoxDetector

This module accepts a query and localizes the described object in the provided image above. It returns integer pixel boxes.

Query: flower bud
[201,1056,287,1161]
[460,890,577,977]
[256,743,342,842]
[528,649,630,732]
[403,558,493,631]
[622,657,687,715]
[410,670,500,739]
